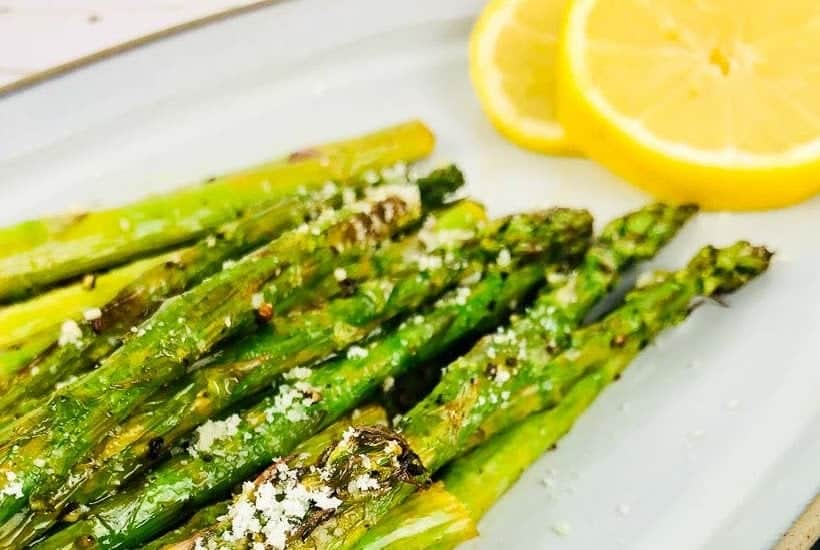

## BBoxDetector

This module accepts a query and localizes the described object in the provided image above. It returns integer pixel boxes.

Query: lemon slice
[470,0,575,154]
[558,0,820,210]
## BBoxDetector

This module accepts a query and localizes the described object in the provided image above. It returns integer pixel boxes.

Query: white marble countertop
[0,0,261,89]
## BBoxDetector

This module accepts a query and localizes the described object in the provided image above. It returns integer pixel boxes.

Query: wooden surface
[776,496,820,550]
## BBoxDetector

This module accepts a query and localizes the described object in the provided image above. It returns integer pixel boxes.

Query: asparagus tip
[690,241,772,296]
[416,165,465,207]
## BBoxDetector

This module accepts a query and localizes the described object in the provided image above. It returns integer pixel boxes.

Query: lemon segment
[470,0,576,154]
[557,0,820,210]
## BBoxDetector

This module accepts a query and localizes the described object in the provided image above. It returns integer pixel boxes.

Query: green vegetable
[42,199,484,522]
[0,186,424,532]
[353,483,477,550]
[0,166,463,429]
[443,354,629,523]
[348,202,698,549]
[0,331,57,386]
[141,404,389,550]
[0,183,344,425]
[0,253,166,355]
[33,207,591,549]
[0,121,434,302]
[265,241,770,550]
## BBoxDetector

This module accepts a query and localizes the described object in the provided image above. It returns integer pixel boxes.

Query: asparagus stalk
[352,483,477,550]
[0,254,167,353]
[142,404,389,550]
[0,252,172,386]
[442,354,630,524]
[0,121,434,302]
[348,364,627,550]
[405,244,770,470]
[238,241,770,550]
[371,245,775,549]
[378,203,698,419]
[39,207,582,517]
[467,242,772,446]
[348,203,699,550]
[0,187,425,530]
[34,208,591,549]
[353,358,629,550]
[47,200,485,514]
[0,331,56,386]
[0,185,341,422]
[404,202,697,469]
[0,166,462,429]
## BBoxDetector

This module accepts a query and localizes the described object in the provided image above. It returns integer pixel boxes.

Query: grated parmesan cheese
[342,188,357,205]
[83,308,102,321]
[380,162,408,182]
[58,320,83,348]
[284,366,312,381]
[265,381,320,424]
[418,227,475,251]
[494,368,511,384]
[54,374,78,390]
[0,471,23,498]
[496,248,511,267]
[347,474,379,494]
[365,183,420,210]
[220,462,342,549]
[190,414,242,456]
[346,345,368,360]
[552,520,572,536]
[362,169,380,184]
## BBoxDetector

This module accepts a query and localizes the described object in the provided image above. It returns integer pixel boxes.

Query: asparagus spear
[0,252,174,387]
[0,121,434,302]
[234,241,770,550]
[0,166,462,429]
[467,242,772,446]
[348,362,632,550]
[33,208,591,549]
[442,354,630,523]
[402,202,696,467]
[0,253,167,353]
[353,357,630,550]
[31,207,582,524]
[0,331,55,386]
[144,404,389,550]
[348,203,699,550]
[378,203,698,419]
[352,483,477,550]
[0,187,424,530]
[29,199,485,526]
[145,405,389,550]
[0,185,341,422]
[365,245,775,549]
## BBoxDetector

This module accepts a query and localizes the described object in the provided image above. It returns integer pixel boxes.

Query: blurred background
[0,0,265,89]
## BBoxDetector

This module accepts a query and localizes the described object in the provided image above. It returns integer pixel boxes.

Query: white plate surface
[1,1,819,548]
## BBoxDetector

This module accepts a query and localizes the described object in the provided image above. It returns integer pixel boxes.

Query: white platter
[1,1,819,548]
